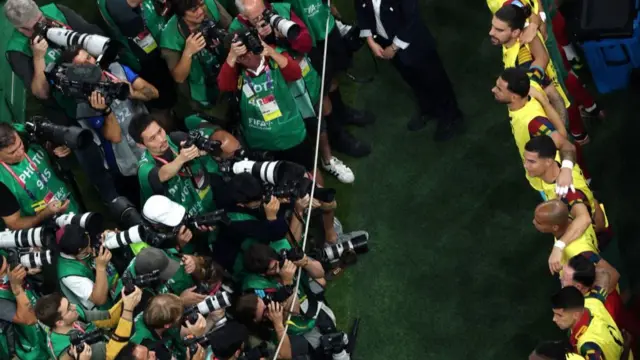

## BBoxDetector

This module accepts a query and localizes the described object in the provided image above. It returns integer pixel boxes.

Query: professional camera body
[70,329,104,353]
[121,269,160,295]
[263,178,336,203]
[320,333,351,360]
[278,247,305,267]
[199,19,227,54]
[45,63,130,104]
[25,116,93,150]
[236,28,264,54]
[262,8,300,41]
[183,209,231,229]
[183,130,222,156]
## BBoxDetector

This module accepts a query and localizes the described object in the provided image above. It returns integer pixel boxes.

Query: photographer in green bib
[55,225,120,312]
[0,123,79,230]
[160,0,234,120]
[97,0,178,130]
[235,243,353,358]
[34,288,138,360]
[4,0,120,205]
[230,0,355,184]
[0,251,49,360]
[130,292,207,359]
[128,113,241,252]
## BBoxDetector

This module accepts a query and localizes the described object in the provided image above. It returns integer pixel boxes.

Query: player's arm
[528,86,567,137]
[528,36,549,76]
[557,202,592,248]
[550,131,576,163]
[579,342,605,360]
[594,257,620,295]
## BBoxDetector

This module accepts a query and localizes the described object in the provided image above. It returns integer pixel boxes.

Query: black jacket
[355,0,436,66]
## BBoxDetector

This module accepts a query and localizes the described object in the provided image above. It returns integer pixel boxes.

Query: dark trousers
[378,38,461,123]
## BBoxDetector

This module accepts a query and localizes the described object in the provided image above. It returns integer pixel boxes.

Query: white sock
[563,44,579,61]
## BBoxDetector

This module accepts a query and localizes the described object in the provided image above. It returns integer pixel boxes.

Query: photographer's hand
[177,226,193,248]
[95,246,112,270]
[227,38,247,66]
[43,199,70,217]
[121,286,143,313]
[53,146,71,158]
[264,196,280,221]
[257,20,273,38]
[69,344,92,360]
[186,343,206,360]
[279,259,296,285]
[177,142,200,164]
[260,40,275,58]
[185,33,207,57]
[88,91,108,111]
[182,313,207,337]
[180,286,208,306]
[181,255,197,274]
[266,301,285,326]
[30,36,50,99]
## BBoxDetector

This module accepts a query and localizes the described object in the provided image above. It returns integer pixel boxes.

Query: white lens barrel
[19,251,53,268]
[231,159,255,175]
[0,228,44,248]
[103,225,143,249]
[197,292,231,314]
[44,28,110,57]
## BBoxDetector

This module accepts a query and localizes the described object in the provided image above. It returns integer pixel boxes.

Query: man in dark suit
[356,0,463,141]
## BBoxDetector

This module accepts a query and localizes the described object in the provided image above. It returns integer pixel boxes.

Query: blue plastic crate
[582,40,633,93]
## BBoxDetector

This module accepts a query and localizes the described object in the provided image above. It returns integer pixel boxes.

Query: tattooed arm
[130,77,159,102]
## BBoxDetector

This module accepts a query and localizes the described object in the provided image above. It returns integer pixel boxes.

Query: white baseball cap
[142,195,186,227]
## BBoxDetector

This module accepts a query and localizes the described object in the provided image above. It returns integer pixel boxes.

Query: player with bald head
[533,200,598,273]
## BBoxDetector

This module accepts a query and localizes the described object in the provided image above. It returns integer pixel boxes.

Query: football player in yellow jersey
[523,136,611,272]
[492,68,576,197]
[551,286,627,360]
[533,200,598,270]
[489,2,568,122]
[487,0,545,43]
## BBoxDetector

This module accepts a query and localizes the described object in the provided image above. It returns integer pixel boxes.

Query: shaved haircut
[535,199,569,226]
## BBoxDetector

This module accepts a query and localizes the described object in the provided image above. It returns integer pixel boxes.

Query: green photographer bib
[242,238,315,335]
[229,4,321,118]
[97,0,167,71]
[238,54,306,151]
[0,281,48,360]
[6,4,78,119]
[280,0,335,45]
[46,307,98,359]
[56,255,119,311]
[131,312,185,359]
[0,138,79,217]
[160,0,222,108]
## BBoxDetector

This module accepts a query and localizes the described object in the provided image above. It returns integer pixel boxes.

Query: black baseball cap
[228,173,263,203]
[58,224,90,255]
[208,321,249,358]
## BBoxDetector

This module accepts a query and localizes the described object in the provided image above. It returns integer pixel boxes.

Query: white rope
[271,1,333,358]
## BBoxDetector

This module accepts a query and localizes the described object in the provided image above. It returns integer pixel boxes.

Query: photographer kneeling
[55,225,120,311]
[61,46,160,207]
[34,286,142,360]
[0,252,49,359]
[0,123,79,230]
[236,243,351,359]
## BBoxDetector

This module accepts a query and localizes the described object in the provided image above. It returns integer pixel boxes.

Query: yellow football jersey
[558,225,598,265]
[573,289,626,360]
[487,0,539,15]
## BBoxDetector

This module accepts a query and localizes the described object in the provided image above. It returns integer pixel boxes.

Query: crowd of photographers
[0,0,374,358]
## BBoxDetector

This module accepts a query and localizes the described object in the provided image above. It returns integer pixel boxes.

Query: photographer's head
[228,173,264,209]
[244,243,279,276]
[35,292,79,329]
[209,321,250,360]
[489,4,531,46]
[561,255,595,293]
[236,0,266,28]
[173,0,206,25]
[533,200,569,235]
[61,46,97,66]
[135,247,181,281]
[144,293,184,331]
[0,123,26,164]
[4,0,43,37]
[58,224,93,259]
[129,113,169,155]
[234,293,267,324]
[523,135,557,178]
[492,67,529,105]
[115,340,157,360]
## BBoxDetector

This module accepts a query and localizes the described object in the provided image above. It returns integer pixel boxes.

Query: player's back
[576,290,626,359]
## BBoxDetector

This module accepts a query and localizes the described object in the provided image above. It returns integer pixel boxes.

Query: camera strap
[1,154,50,202]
